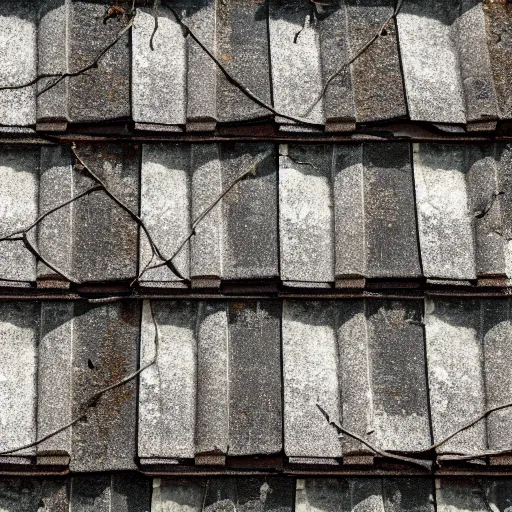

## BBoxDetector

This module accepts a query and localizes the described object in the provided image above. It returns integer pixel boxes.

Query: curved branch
[303,0,405,116]
[0,185,103,242]
[0,17,134,96]
[0,301,160,456]
[316,403,433,470]
[162,1,319,127]
[138,149,272,280]
[72,144,187,283]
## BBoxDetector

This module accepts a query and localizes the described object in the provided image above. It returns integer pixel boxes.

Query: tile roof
[2,298,512,471]
[0,1,511,132]
[0,0,511,498]
[2,141,512,288]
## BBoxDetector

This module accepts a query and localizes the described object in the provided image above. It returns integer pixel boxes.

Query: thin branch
[421,400,512,453]
[72,144,187,283]
[316,403,433,470]
[303,0,405,116]
[162,1,319,127]
[150,0,161,50]
[0,302,160,456]
[0,185,103,243]
[22,233,78,284]
[474,191,504,219]
[0,18,134,97]
[137,149,272,281]
[38,20,134,97]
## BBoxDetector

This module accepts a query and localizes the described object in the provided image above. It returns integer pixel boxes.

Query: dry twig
[0,302,160,456]
[162,1,318,127]
[0,19,135,97]
[316,403,433,470]
[303,0,405,115]
[137,148,272,281]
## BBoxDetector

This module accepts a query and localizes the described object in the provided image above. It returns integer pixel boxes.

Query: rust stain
[230,302,245,310]
[382,387,402,399]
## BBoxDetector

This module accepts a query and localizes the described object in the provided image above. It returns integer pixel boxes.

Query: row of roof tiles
[1,476,512,512]
[1,142,512,288]
[2,298,512,471]
[1,0,511,131]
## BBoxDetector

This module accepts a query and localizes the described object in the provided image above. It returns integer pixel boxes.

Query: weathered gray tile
[228,301,282,456]
[186,0,217,127]
[481,299,512,452]
[140,144,190,286]
[0,477,143,512]
[456,1,499,124]
[0,303,39,462]
[414,144,477,280]
[397,1,466,124]
[363,143,420,278]
[0,1,36,126]
[155,477,293,512]
[37,146,73,281]
[70,301,139,471]
[0,479,43,511]
[339,301,429,454]
[467,145,506,277]
[152,479,205,512]
[0,479,69,511]
[71,475,111,512]
[484,3,512,119]
[279,145,334,285]
[318,1,355,128]
[284,300,429,459]
[37,302,73,457]
[203,478,294,512]
[40,479,70,511]
[297,478,384,512]
[0,146,39,284]
[295,478,346,512]
[498,145,512,277]
[139,301,197,460]
[333,144,365,278]
[132,7,186,126]
[333,143,419,280]
[68,1,130,122]
[269,0,324,126]
[283,301,343,459]
[337,301,373,455]
[111,474,152,512]
[297,478,433,512]
[425,299,486,454]
[140,300,282,462]
[364,301,430,452]
[217,0,271,122]
[346,0,406,122]
[485,479,512,511]
[37,0,69,123]
[221,143,278,280]
[383,478,434,512]
[196,302,229,455]
[190,144,222,281]
[72,143,139,283]
[435,479,490,512]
